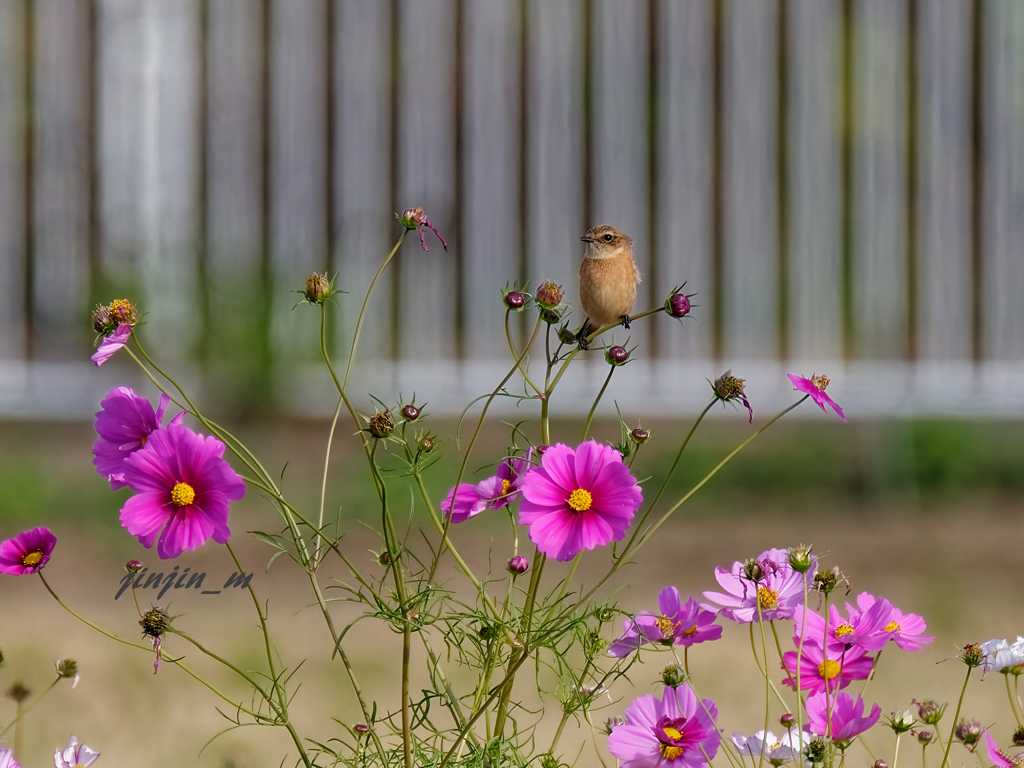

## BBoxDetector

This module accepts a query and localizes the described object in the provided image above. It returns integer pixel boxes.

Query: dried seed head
[713,370,747,402]
[960,644,984,668]
[304,272,331,303]
[55,658,78,679]
[140,606,170,639]
[367,412,394,439]
[6,682,29,703]
[954,718,982,746]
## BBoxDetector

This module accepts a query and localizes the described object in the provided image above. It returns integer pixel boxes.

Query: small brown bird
[577,225,642,348]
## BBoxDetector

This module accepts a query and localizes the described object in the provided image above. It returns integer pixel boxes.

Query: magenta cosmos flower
[91,323,131,367]
[984,729,1024,768]
[608,683,721,768]
[54,736,100,768]
[805,691,881,742]
[782,639,873,695]
[608,587,722,657]
[794,595,896,654]
[788,373,846,422]
[93,387,184,491]
[849,592,933,651]
[441,450,533,524]
[702,548,815,623]
[0,527,57,575]
[518,440,642,562]
[0,748,20,768]
[120,423,245,559]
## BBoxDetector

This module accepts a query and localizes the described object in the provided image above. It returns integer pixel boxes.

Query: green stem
[1007,674,1023,727]
[939,667,973,768]
[505,309,543,395]
[0,677,58,740]
[893,732,903,768]
[315,390,345,565]
[580,365,616,441]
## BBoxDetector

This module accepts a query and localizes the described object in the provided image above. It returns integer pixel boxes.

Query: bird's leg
[619,315,631,329]
[575,320,592,351]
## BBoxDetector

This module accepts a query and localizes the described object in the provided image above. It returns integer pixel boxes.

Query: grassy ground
[1,416,1022,767]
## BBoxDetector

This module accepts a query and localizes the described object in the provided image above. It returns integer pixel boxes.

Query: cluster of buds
[399,207,448,252]
[91,298,138,335]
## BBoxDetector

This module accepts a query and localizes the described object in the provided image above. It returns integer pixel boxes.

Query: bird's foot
[620,315,632,329]
[575,323,592,351]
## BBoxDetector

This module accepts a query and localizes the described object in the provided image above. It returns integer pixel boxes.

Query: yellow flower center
[771,742,783,751]
[171,482,196,507]
[682,626,698,636]
[567,488,593,512]
[835,624,854,637]
[811,373,830,391]
[884,620,902,634]
[22,551,42,567]
[660,725,685,759]
[109,299,135,322]
[501,479,511,495]
[655,616,679,639]
[757,586,778,610]
[818,659,841,679]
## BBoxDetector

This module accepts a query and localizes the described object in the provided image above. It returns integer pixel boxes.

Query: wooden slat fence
[0,0,1022,419]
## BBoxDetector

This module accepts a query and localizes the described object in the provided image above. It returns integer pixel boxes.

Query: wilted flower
[54,736,100,768]
[914,699,946,725]
[91,323,131,367]
[557,324,576,344]
[93,388,183,491]
[399,207,448,252]
[607,588,722,657]
[712,370,753,423]
[442,450,533,524]
[954,718,982,747]
[702,548,815,623]
[141,606,169,674]
[788,373,846,422]
[607,683,721,767]
[0,527,57,575]
[91,304,114,334]
[1013,727,1024,747]
[518,440,642,562]
[366,411,394,439]
[960,643,984,668]
[120,423,246,559]
[813,566,846,595]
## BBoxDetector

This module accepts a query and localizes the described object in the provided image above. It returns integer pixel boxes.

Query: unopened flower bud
[540,308,562,324]
[914,699,946,725]
[304,272,331,303]
[535,281,564,310]
[140,607,169,638]
[55,658,78,679]
[507,555,529,575]
[1012,726,1024,747]
[605,716,626,735]
[954,718,982,746]
[125,559,143,573]
[960,644,984,668]
[377,550,392,567]
[874,761,889,768]
[6,682,29,703]
[504,291,525,310]
[478,623,500,642]
[743,558,764,583]
[788,544,814,574]
[630,428,649,444]
[557,325,576,345]
[401,404,420,421]
[540,755,560,768]
[780,713,796,728]
[917,730,934,745]
[666,292,692,318]
[606,345,629,366]
[418,435,435,453]
[367,412,394,439]
[887,710,916,734]
[661,663,687,688]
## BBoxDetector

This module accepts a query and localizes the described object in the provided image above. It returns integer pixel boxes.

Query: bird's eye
[603,233,613,242]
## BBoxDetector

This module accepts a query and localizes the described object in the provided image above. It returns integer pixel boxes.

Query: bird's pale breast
[578,256,640,327]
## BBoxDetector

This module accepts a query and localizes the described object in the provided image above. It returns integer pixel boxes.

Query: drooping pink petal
[91,323,131,366]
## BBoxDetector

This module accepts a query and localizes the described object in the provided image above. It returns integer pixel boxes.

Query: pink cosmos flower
[54,736,100,768]
[441,450,533,524]
[849,592,933,651]
[120,423,246,559]
[518,440,642,562]
[93,387,184,491]
[782,639,873,695]
[608,683,721,768]
[787,373,846,422]
[805,691,881,742]
[0,748,21,768]
[793,595,895,654]
[0,527,57,575]
[91,323,131,367]
[608,588,722,657]
[702,548,815,623]
[984,729,1024,768]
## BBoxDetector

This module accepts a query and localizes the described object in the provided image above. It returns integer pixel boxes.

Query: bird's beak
[580,236,593,243]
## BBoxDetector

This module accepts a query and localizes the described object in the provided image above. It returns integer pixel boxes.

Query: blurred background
[1,0,1024,766]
